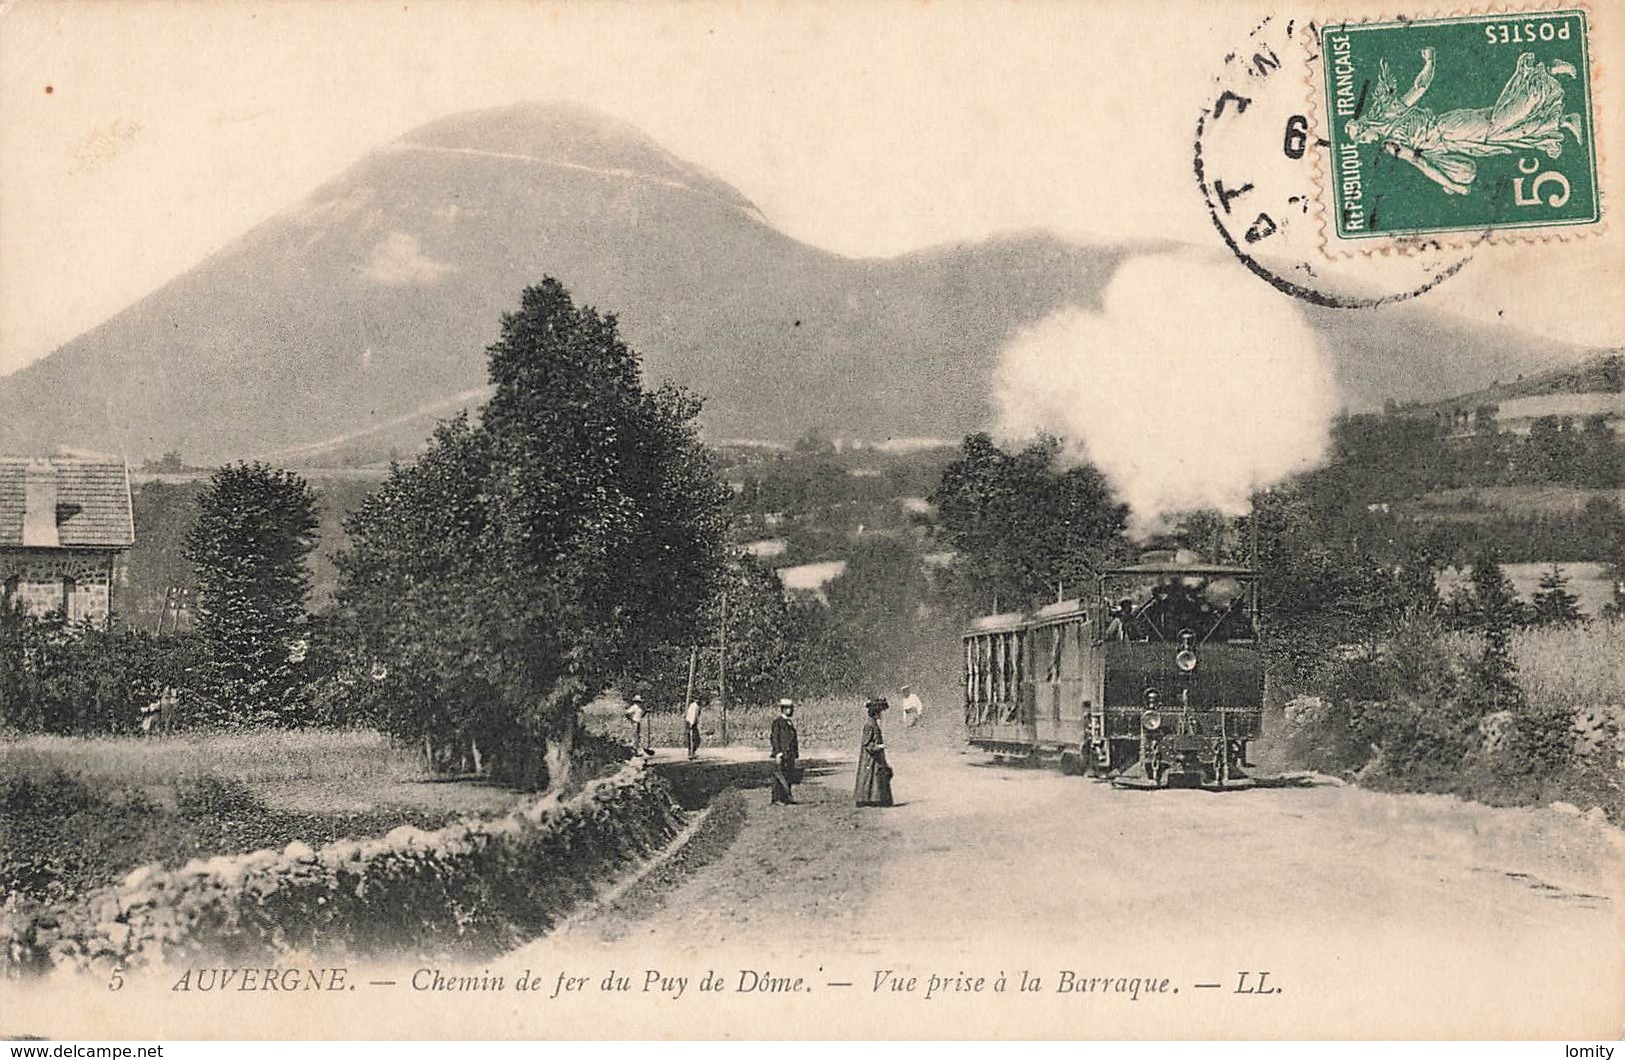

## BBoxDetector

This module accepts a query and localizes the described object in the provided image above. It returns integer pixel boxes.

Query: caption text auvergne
[162,966,1283,1002]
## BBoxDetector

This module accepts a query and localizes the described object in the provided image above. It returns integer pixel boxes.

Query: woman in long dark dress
[855,697,894,807]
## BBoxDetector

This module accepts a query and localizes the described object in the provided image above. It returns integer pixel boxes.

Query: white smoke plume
[994,251,1340,539]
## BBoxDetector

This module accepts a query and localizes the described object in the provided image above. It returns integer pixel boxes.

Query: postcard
[1,0,1621,1042]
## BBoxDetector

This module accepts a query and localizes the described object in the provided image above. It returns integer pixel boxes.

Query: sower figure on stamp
[855,697,894,808]
[1346,48,1584,196]
[770,698,800,804]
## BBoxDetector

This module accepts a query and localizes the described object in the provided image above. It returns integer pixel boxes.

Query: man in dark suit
[770,698,800,805]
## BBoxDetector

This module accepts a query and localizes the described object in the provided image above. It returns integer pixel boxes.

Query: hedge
[1,760,682,977]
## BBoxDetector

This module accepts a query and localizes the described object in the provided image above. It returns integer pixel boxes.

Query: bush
[1,772,167,908]
[1272,612,1625,821]
[0,607,208,735]
[1272,696,1369,774]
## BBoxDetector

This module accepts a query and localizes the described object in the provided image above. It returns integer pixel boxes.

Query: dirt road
[506,727,1625,1038]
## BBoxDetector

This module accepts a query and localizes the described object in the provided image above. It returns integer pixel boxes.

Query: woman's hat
[778,698,795,708]
[866,696,890,712]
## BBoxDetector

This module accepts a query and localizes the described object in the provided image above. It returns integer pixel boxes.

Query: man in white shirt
[900,685,925,727]
[684,695,706,760]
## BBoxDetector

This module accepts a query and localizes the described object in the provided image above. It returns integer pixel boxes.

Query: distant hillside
[1401,352,1624,415]
[0,101,1608,465]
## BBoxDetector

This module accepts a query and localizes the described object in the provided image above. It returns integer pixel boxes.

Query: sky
[2,0,1622,377]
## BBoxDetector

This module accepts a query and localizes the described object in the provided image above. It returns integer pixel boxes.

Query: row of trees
[0,276,958,773]
[1340,408,1622,496]
[2,281,729,789]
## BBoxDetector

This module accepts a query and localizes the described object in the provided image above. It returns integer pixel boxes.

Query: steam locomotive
[962,551,1265,788]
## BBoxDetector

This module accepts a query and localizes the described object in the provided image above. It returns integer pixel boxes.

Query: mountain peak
[0,103,1597,465]
[393,101,761,218]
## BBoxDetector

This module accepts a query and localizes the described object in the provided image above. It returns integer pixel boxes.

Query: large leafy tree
[930,433,1128,613]
[336,416,506,764]
[822,536,957,690]
[184,463,318,724]
[340,280,728,789]
[1249,480,1439,692]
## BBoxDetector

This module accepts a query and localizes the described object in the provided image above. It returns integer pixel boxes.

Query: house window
[62,576,77,622]
[2,575,17,608]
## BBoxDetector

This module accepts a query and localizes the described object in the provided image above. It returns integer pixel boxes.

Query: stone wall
[1,759,684,976]
[0,548,117,626]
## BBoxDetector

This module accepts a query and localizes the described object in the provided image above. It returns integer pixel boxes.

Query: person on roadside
[770,698,800,805]
[685,693,707,760]
[855,697,894,807]
[899,684,925,728]
[625,693,654,757]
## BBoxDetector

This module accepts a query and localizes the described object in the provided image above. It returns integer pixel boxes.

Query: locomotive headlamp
[1142,711,1163,731]
[1175,649,1198,672]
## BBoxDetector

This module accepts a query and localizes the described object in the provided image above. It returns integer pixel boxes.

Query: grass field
[0,727,525,816]
[1505,618,1625,722]
[1435,617,1625,723]
[0,728,529,908]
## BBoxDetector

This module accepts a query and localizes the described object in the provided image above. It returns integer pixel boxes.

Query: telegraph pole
[717,585,729,745]
[684,645,699,709]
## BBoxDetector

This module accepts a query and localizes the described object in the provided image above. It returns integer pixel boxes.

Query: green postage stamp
[1318,9,1599,243]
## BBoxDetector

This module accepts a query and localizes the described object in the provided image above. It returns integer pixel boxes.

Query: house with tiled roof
[0,457,135,626]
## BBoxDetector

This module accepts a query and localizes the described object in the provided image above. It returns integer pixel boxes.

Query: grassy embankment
[1270,618,1625,820]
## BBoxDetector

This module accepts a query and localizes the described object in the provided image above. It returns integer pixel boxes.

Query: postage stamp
[1317,9,1599,242]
